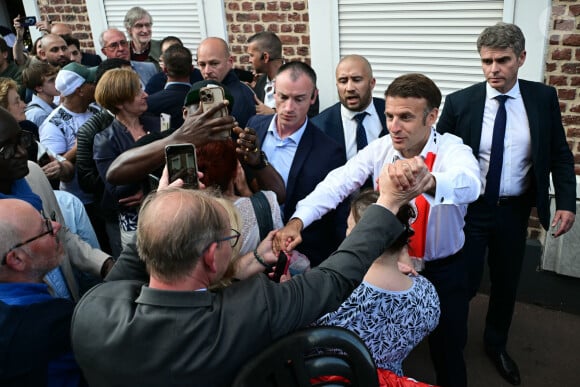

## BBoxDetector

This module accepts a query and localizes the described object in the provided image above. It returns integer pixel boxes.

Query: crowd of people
[0,6,576,387]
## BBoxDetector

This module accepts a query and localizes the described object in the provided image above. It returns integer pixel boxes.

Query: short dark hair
[61,34,80,51]
[247,31,282,59]
[385,73,441,113]
[277,61,317,87]
[0,37,8,53]
[95,58,131,84]
[163,45,192,78]
[477,22,526,57]
[160,36,183,49]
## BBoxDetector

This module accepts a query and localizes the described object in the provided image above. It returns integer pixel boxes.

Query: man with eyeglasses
[99,28,158,87]
[0,107,114,301]
[0,198,84,386]
[72,158,432,386]
[123,6,161,71]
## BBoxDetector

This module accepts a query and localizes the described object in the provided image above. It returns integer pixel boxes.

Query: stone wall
[223,0,311,69]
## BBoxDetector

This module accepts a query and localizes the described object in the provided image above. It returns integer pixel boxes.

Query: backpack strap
[249,191,273,241]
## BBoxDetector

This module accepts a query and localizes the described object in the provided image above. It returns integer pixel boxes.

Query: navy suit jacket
[436,80,576,229]
[146,83,191,129]
[248,114,348,265]
[311,97,387,159]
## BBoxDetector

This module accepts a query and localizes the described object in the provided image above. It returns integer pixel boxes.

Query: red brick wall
[36,0,97,53]
[530,1,580,241]
[224,0,311,69]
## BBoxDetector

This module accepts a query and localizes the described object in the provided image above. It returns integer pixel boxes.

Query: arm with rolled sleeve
[293,136,388,228]
[424,134,482,207]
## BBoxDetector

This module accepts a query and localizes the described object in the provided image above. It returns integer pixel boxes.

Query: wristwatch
[248,151,270,170]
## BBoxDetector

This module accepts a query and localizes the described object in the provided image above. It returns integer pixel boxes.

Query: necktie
[408,152,436,261]
[354,112,369,151]
[484,95,510,205]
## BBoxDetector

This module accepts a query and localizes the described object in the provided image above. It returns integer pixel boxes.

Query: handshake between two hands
[376,156,435,213]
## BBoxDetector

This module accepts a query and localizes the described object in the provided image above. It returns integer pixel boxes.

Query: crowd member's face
[68,44,82,64]
[119,89,148,117]
[246,41,266,74]
[386,96,437,159]
[129,16,153,46]
[0,48,7,69]
[0,114,30,182]
[39,35,70,67]
[335,57,375,112]
[274,71,317,133]
[38,74,59,98]
[101,30,130,61]
[6,88,26,122]
[16,209,64,273]
[197,40,232,82]
[479,46,525,94]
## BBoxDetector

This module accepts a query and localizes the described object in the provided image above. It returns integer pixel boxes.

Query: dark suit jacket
[81,52,102,67]
[436,80,576,229]
[248,114,347,265]
[73,204,403,387]
[253,73,320,118]
[146,83,192,129]
[311,97,387,159]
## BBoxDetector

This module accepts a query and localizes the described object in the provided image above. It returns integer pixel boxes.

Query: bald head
[50,23,73,36]
[335,54,376,112]
[0,199,63,282]
[137,188,229,282]
[196,37,233,82]
[38,34,70,67]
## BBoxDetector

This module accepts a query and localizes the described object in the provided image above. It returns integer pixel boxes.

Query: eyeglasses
[1,211,56,265]
[216,229,241,248]
[0,130,33,160]
[103,40,129,50]
[133,23,152,29]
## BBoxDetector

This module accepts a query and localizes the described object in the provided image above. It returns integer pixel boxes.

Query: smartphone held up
[165,144,200,189]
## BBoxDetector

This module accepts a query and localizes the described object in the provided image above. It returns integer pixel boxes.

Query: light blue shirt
[260,115,307,187]
[25,94,56,127]
[54,190,100,249]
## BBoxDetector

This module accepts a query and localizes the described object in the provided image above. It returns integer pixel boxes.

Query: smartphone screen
[165,144,199,189]
[20,16,37,27]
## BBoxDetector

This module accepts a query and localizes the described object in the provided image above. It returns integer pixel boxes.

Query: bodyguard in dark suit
[146,45,193,129]
[437,22,576,386]
[247,31,319,118]
[311,55,387,161]
[248,62,347,265]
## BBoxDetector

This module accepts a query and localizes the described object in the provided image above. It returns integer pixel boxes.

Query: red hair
[196,139,237,191]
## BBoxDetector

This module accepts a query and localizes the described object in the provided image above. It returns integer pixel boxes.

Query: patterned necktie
[353,112,369,151]
[484,95,510,205]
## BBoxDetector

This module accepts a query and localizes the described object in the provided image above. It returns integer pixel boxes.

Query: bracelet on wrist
[254,248,273,270]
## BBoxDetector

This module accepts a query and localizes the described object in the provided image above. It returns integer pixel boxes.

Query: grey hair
[124,7,153,30]
[476,22,525,56]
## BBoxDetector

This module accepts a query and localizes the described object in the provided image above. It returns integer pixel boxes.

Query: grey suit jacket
[25,161,109,301]
[436,80,576,229]
[72,204,403,387]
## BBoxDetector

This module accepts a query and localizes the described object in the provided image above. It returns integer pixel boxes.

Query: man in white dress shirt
[274,73,482,387]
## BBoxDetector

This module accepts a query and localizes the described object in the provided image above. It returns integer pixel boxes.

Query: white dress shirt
[340,102,384,160]
[480,81,532,196]
[292,128,482,261]
[263,78,276,108]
